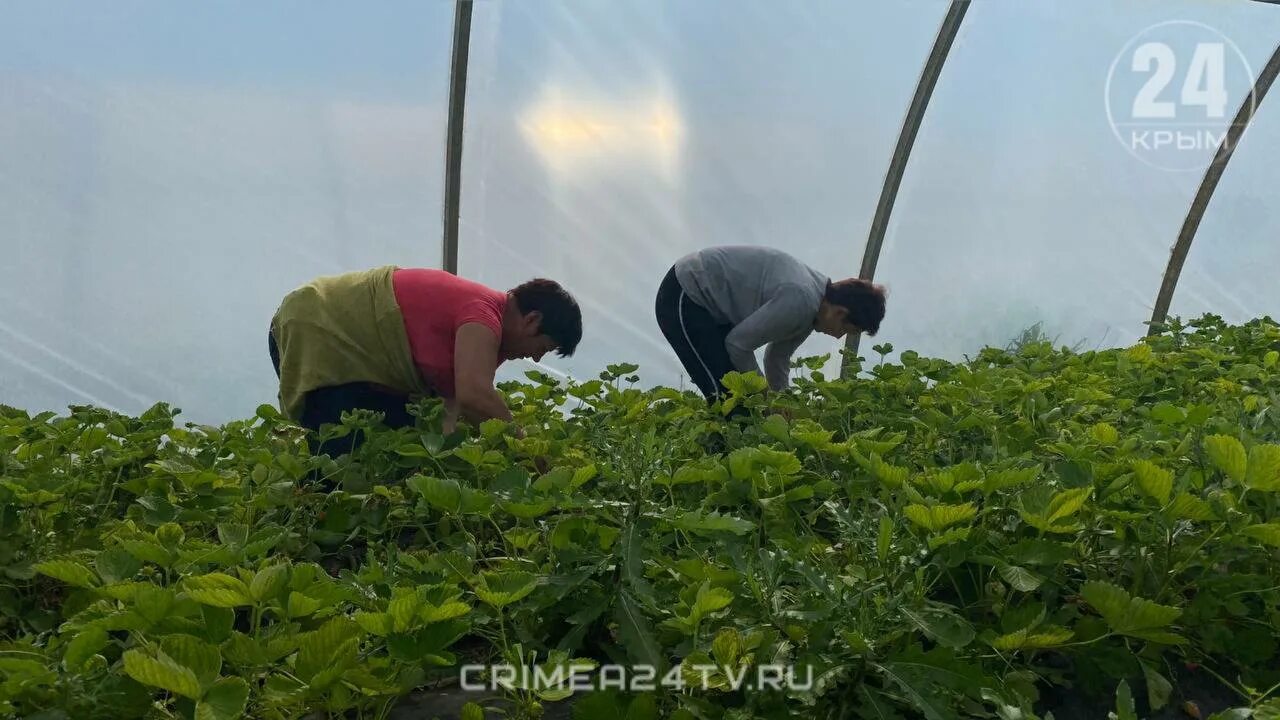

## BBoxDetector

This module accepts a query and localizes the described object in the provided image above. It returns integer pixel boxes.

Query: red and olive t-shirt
[391,268,506,398]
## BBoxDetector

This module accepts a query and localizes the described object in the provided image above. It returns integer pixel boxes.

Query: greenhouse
[2,1,1279,719]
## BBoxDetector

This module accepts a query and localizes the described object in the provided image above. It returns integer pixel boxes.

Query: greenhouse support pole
[841,0,970,377]
[442,0,474,275]
[1148,43,1280,335]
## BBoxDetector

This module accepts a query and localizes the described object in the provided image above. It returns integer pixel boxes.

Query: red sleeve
[457,298,503,339]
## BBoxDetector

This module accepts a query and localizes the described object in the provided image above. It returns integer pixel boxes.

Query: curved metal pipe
[442,0,474,274]
[1148,42,1280,334]
[842,0,971,375]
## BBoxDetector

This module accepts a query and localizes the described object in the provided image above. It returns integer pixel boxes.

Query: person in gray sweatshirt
[654,245,886,401]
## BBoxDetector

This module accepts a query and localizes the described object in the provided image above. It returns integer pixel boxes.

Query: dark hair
[826,278,887,336]
[509,278,583,356]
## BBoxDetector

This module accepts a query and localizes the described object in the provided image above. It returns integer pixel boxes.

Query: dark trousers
[654,267,737,401]
[269,330,414,456]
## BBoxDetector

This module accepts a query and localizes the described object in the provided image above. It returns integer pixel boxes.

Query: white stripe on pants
[677,289,721,398]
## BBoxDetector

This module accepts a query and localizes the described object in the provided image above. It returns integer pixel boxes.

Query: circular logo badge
[1105,20,1256,172]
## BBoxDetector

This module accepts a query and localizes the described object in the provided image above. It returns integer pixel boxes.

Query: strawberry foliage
[2,314,1280,719]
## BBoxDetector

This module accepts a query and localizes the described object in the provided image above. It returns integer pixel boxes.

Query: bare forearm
[457,387,513,424]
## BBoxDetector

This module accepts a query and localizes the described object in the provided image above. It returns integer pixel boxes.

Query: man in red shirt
[268,266,581,451]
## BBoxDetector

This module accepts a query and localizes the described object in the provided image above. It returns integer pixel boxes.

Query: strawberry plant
[1,314,1279,719]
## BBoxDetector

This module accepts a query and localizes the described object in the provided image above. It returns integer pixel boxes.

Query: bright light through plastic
[518,84,684,179]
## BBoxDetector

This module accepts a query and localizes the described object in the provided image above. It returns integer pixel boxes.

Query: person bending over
[269,266,581,452]
[654,245,885,401]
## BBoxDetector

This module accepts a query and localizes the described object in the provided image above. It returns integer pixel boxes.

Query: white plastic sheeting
[1,2,453,422]
[2,1,1278,423]
[874,0,1280,361]
[460,0,945,387]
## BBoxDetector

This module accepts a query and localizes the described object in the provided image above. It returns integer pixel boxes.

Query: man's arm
[763,332,807,391]
[724,287,811,380]
[453,322,514,425]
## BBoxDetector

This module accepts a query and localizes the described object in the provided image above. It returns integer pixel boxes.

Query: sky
[1,0,1278,423]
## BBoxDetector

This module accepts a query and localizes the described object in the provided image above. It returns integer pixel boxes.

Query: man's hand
[531,454,550,474]
[443,398,460,434]
[766,404,795,421]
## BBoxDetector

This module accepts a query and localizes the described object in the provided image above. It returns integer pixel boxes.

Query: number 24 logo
[1132,42,1228,119]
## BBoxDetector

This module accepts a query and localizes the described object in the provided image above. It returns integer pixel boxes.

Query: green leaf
[420,601,470,624]
[353,611,393,637]
[201,606,234,644]
[998,564,1044,593]
[902,605,975,649]
[531,467,572,492]
[989,626,1073,651]
[662,510,755,536]
[217,523,249,548]
[1142,663,1172,711]
[1132,460,1173,505]
[295,617,361,682]
[857,685,908,720]
[497,499,555,519]
[95,547,142,584]
[1091,423,1119,445]
[473,571,539,609]
[408,475,493,515]
[689,582,733,624]
[572,692,625,720]
[33,559,99,589]
[183,573,253,608]
[983,467,1041,494]
[1018,486,1091,533]
[196,677,250,720]
[661,459,728,487]
[1046,487,1091,523]
[249,564,290,602]
[120,539,173,567]
[874,658,964,720]
[388,589,423,633]
[570,464,598,490]
[1081,581,1182,642]
[1205,435,1248,482]
[159,635,221,689]
[1165,492,1217,521]
[156,522,185,546]
[927,527,971,550]
[1113,680,1138,720]
[1246,444,1280,491]
[1242,524,1280,547]
[711,628,742,666]
[625,694,659,720]
[722,370,768,397]
[1151,403,1185,425]
[877,516,893,563]
[122,648,203,700]
[135,585,177,624]
[461,702,486,720]
[286,591,325,619]
[615,590,665,673]
[903,503,976,533]
[63,627,110,670]
[869,454,909,488]
[1252,699,1280,720]
[1006,539,1075,566]
[222,634,268,668]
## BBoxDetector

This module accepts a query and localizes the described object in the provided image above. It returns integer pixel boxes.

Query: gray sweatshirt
[673,245,830,390]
